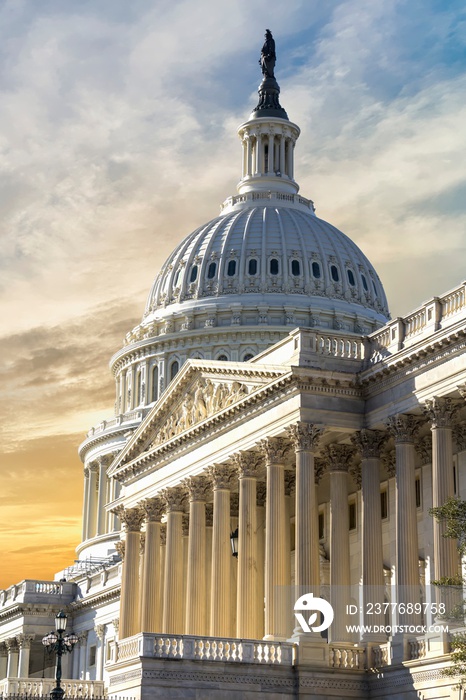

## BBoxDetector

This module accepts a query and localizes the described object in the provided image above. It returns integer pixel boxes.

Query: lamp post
[42,611,78,700]
[230,527,239,558]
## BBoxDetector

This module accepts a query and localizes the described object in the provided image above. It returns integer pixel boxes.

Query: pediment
[109,359,288,474]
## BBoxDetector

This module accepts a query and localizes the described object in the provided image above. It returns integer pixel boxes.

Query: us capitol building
[2,32,466,700]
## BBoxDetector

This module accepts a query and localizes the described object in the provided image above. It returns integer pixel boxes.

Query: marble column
[17,635,34,678]
[140,497,165,633]
[183,475,209,635]
[207,464,233,637]
[388,414,421,626]
[78,632,88,680]
[114,506,144,639]
[96,457,110,536]
[352,430,386,640]
[261,437,289,641]
[6,639,19,677]
[0,643,8,679]
[325,444,354,643]
[161,486,186,634]
[424,398,459,581]
[95,625,105,681]
[234,452,261,639]
[288,423,322,619]
[256,482,266,639]
[82,467,90,541]
[87,463,98,539]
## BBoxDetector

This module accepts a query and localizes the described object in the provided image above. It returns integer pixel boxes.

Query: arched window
[243,353,254,361]
[190,265,198,283]
[217,354,228,361]
[135,371,141,406]
[372,280,378,297]
[291,259,300,276]
[248,258,258,275]
[311,261,321,278]
[170,360,179,381]
[227,260,236,276]
[151,365,159,402]
[173,268,181,288]
[361,274,369,292]
[330,265,340,282]
[347,269,356,286]
[270,258,279,275]
[207,262,217,279]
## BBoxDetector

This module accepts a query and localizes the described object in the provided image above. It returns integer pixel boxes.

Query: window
[248,258,258,275]
[318,511,325,540]
[89,645,96,667]
[330,265,340,282]
[106,640,114,664]
[349,501,357,530]
[170,360,179,381]
[415,476,421,508]
[270,258,279,275]
[190,265,198,283]
[207,262,217,279]
[173,268,181,288]
[135,371,141,406]
[372,280,378,297]
[380,489,388,520]
[361,274,368,292]
[217,354,228,361]
[347,269,356,286]
[227,260,236,276]
[151,366,158,402]
[243,353,254,361]
[291,259,300,277]
[311,261,321,278]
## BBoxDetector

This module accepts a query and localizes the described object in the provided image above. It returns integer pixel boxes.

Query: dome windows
[243,353,254,361]
[347,269,356,287]
[372,280,378,298]
[190,265,198,283]
[248,258,258,275]
[207,262,217,279]
[330,265,340,283]
[361,274,369,292]
[311,261,321,279]
[291,259,301,277]
[227,260,237,277]
[217,354,228,361]
[170,360,179,381]
[173,268,182,288]
[270,258,279,275]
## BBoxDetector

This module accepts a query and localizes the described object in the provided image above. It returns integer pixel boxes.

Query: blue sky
[0,0,465,586]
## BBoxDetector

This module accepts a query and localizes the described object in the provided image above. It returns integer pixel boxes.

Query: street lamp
[230,528,239,558]
[42,611,78,700]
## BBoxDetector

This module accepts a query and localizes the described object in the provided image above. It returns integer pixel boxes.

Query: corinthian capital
[324,444,354,472]
[351,429,386,459]
[161,486,187,512]
[423,397,459,429]
[141,497,165,522]
[182,474,210,501]
[259,436,289,464]
[115,540,125,560]
[114,505,144,532]
[233,451,262,478]
[287,422,323,452]
[207,463,233,490]
[387,414,420,443]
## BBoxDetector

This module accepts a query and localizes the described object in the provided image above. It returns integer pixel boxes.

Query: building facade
[1,34,466,700]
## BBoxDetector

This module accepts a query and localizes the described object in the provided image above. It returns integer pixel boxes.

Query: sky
[1,0,466,589]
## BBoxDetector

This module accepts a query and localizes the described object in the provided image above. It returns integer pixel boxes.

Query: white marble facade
[2,40,466,700]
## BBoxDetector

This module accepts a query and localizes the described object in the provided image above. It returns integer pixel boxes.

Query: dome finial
[251,30,288,120]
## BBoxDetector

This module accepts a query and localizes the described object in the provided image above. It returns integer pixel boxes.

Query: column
[161,486,186,634]
[183,475,209,635]
[17,635,34,678]
[114,506,144,639]
[256,133,263,174]
[0,644,8,679]
[82,468,90,540]
[288,424,322,620]
[261,437,289,641]
[325,444,354,643]
[120,369,127,413]
[279,135,285,174]
[96,457,110,536]
[267,132,274,173]
[256,482,266,639]
[424,398,459,581]
[6,639,19,677]
[95,625,105,681]
[160,525,166,625]
[87,463,98,539]
[352,430,386,640]
[140,497,165,633]
[207,464,233,637]
[246,135,252,176]
[78,632,88,680]
[388,415,421,626]
[234,452,261,639]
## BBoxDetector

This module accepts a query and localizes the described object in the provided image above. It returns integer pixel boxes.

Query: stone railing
[0,580,75,609]
[409,638,426,660]
[220,190,315,212]
[316,333,363,360]
[366,281,466,365]
[116,634,294,666]
[0,678,104,697]
[329,645,366,670]
[86,411,144,438]
[370,643,390,668]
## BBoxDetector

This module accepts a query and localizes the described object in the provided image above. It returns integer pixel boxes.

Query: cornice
[69,585,120,613]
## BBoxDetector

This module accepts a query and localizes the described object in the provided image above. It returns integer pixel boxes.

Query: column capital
[114,505,145,532]
[115,540,126,560]
[0,643,7,657]
[314,457,325,484]
[233,451,262,478]
[351,429,386,458]
[96,455,113,469]
[5,638,18,653]
[112,618,120,635]
[259,436,289,464]
[287,422,323,452]
[349,463,362,488]
[207,463,234,490]
[182,514,190,537]
[230,492,239,515]
[415,434,432,464]
[256,481,266,506]
[78,631,89,646]
[83,466,90,478]
[387,414,420,443]
[139,533,146,555]
[88,462,99,473]
[95,624,105,640]
[17,634,35,649]
[324,444,354,472]
[182,474,210,502]
[161,486,187,512]
[141,496,165,522]
[423,397,459,428]
[160,524,167,545]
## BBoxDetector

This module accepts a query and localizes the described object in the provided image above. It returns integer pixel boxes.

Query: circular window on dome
[207,262,217,279]
[311,261,321,279]
[347,269,356,287]
[248,258,258,275]
[330,265,340,282]
[291,259,301,277]
[227,260,237,277]
[361,274,369,292]
[270,258,279,275]
[190,265,198,283]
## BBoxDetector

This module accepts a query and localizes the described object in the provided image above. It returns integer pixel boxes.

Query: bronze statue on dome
[260,29,276,79]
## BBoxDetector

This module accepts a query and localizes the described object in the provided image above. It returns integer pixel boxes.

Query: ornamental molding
[349,462,362,488]
[288,422,323,452]
[260,436,290,464]
[113,506,145,532]
[387,414,421,443]
[233,451,262,479]
[68,585,120,612]
[115,541,125,560]
[205,503,214,527]
[207,463,234,490]
[141,497,165,522]
[161,486,187,513]
[423,396,459,428]
[182,474,210,502]
[323,444,355,472]
[256,481,266,506]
